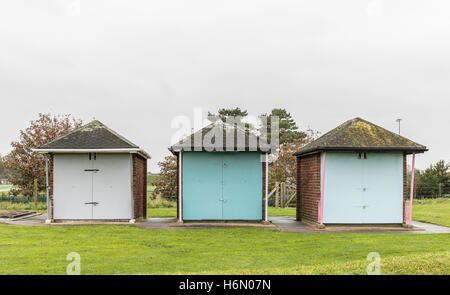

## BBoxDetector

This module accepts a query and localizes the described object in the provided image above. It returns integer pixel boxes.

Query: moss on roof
[170,120,273,153]
[38,120,140,149]
[294,117,427,156]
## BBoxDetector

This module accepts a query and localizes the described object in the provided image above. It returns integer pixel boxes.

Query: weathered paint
[323,152,403,224]
[182,152,262,220]
[53,153,132,220]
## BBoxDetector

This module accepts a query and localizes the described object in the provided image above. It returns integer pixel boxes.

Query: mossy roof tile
[38,120,140,149]
[294,118,427,156]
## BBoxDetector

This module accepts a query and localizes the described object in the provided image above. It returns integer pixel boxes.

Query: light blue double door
[323,153,403,224]
[182,152,262,220]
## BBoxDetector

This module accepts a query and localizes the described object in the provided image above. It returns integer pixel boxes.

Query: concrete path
[412,221,450,234]
[269,216,450,234]
[0,213,48,226]
[1,213,449,234]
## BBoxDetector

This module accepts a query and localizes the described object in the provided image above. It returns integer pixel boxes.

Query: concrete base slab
[170,221,277,229]
[0,210,36,219]
[2,213,449,234]
[269,216,450,234]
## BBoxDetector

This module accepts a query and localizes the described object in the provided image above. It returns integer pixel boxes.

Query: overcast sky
[0,0,449,171]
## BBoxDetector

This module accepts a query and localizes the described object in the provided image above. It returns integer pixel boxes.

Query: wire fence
[0,193,47,204]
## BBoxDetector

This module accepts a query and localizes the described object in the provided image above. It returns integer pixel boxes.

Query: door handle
[84,169,99,172]
[85,202,99,206]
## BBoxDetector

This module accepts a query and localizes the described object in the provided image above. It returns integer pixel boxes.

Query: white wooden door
[92,154,132,219]
[53,154,93,219]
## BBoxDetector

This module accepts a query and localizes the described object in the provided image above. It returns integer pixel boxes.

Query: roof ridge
[100,122,139,148]
[170,120,271,152]
[38,120,139,149]
[294,117,427,156]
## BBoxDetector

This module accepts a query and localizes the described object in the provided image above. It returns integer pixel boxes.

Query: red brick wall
[132,154,147,219]
[296,153,321,223]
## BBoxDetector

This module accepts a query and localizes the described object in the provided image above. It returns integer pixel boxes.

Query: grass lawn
[148,207,177,218]
[0,223,448,275]
[147,207,298,218]
[413,198,450,227]
[268,207,296,217]
[0,202,46,213]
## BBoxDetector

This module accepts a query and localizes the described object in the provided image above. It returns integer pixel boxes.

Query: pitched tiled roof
[38,120,139,149]
[294,117,427,156]
[170,121,274,153]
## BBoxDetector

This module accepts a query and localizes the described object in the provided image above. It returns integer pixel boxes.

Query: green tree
[0,154,7,179]
[153,155,178,201]
[414,160,449,198]
[263,108,306,145]
[207,107,248,122]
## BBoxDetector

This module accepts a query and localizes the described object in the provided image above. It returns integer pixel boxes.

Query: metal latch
[85,202,99,206]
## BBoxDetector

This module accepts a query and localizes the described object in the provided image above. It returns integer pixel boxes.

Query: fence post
[281,182,286,208]
[34,179,38,209]
[275,182,279,208]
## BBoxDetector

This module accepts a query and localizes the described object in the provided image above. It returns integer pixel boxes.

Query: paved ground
[1,213,449,234]
[138,218,278,230]
[412,220,450,234]
[269,216,450,234]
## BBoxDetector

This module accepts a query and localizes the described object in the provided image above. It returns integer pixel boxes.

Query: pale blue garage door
[323,153,403,224]
[182,152,262,220]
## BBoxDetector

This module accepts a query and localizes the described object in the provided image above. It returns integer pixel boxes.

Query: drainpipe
[265,152,269,222]
[319,152,326,225]
[45,154,51,222]
[409,152,416,225]
[178,152,183,222]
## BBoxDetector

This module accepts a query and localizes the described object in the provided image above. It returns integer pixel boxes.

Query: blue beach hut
[294,118,427,225]
[170,121,271,222]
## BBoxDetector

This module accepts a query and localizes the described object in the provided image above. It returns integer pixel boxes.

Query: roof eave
[169,146,275,153]
[33,148,151,159]
[294,146,428,157]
